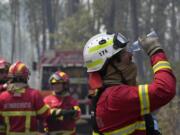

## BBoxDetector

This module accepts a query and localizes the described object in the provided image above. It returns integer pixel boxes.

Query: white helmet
[83,33,128,72]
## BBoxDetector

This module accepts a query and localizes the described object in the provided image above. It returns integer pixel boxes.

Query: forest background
[0,0,179,134]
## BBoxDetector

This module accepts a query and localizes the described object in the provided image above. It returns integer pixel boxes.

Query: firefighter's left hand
[138,35,162,56]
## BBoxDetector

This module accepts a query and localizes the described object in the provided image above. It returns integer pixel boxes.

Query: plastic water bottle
[129,31,157,52]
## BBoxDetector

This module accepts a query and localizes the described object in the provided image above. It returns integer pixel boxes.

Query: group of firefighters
[0,60,81,135]
[0,31,177,135]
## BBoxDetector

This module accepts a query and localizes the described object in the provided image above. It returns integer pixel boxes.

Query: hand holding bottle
[129,31,162,56]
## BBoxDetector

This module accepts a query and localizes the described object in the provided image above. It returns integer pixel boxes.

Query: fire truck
[39,50,92,135]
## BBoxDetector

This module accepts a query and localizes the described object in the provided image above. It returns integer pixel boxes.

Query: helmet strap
[54,83,69,96]
[55,90,67,96]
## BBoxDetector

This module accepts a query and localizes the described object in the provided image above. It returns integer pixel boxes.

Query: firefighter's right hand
[138,35,162,56]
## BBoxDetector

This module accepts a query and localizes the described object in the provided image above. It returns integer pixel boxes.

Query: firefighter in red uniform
[43,71,81,135]
[83,32,176,135]
[0,59,10,92]
[0,61,50,135]
[0,59,11,135]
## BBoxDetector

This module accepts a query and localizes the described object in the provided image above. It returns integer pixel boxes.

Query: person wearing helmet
[83,32,176,135]
[0,59,11,135]
[0,61,51,135]
[0,59,10,92]
[43,71,81,135]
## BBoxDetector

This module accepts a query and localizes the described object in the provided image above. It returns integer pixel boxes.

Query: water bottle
[129,31,157,53]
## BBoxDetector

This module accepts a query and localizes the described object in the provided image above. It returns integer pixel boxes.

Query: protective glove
[50,108,61,117]
[138,35,162,56]
[60,109,77,119]
[51,108,77,120]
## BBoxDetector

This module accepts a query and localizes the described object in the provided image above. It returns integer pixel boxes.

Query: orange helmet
[49,71,69,85]
[0,59,10,72]
[8,61,30,79]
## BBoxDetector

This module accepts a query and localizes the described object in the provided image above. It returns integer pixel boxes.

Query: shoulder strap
[144,114,162,135]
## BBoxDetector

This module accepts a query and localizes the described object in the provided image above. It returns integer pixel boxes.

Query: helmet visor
[113,33,128,49]
[116,33,128,44]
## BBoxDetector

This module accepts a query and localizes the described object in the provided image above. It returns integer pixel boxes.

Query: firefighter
[83,32,176,135]
[0,59,11,135]
[0,61,50,135]
[43,71,81,135]
[0,59,10,92]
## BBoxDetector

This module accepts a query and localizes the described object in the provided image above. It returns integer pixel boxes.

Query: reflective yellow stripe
[2,111,36,116]
[15,88,25,93]
[17,63,26,72]
[50,128,76,135]
[93,121,146,135]
[88,39,113,53]
[5,116,9,134]
[86,59,104,69]
[59,72,66,77]
[25,115,30,133]
[51,78,57,83]
[37,104,49,115]
[73,106,81,111]
[93,132,100,135]
[138,85,150,115]
[6,132,37,135]
[153,61,171,73]
[2,111,36,134]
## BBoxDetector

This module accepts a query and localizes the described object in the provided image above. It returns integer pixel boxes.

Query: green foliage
[93,0,130,33]
[55,7,95,50]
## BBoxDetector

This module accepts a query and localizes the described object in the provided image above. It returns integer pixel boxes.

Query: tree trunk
[16,0,22,60]
[130,0,145,82]
[66,0,79,17]
[28,0,41,61]
[45,0,55,49]
[10,0,17,63]
[42,0,47,53]
[170,0,177,60]
[104,0,116,32]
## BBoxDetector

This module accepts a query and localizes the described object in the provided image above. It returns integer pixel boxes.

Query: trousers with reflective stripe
[93,121,146,135]
[48,129,76,135]
[4,132,37,135]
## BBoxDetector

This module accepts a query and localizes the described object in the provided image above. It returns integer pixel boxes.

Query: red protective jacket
[0,84,6,135]
[44,92,81,135]
[93,52,176,135]
[0,84,6,93]
[0,88,50,135]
